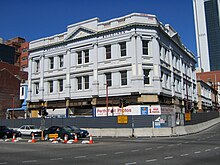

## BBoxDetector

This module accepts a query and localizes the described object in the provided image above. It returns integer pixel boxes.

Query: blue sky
[0,0,197,56]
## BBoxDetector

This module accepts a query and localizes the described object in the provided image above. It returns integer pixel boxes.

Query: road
[0,123,220,165]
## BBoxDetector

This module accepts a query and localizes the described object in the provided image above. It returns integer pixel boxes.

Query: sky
[0,0,197,56]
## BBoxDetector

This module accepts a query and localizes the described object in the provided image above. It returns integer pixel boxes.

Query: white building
[27,13,197,119]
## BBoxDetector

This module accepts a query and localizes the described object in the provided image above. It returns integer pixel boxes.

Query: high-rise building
[5,37,29,71]
[193,0,220,71]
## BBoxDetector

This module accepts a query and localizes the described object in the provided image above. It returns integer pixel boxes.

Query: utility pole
[105,81,108,116]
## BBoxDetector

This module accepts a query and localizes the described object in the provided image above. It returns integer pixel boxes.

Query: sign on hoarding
[149,105,161,115]
[95,105,161,117]
[185,112,191,121]
[117,115,128,124]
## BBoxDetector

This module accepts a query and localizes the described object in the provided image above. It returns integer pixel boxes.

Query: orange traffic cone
[12,133,16,142]
[74,133,78,143]
[31,133,36,143]
[89,134,93,144]
[64,134,68,143]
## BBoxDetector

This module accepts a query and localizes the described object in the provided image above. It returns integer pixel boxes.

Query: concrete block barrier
[85,117,220,137]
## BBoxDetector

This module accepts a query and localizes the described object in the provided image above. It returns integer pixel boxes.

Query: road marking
[157,146,164,149]
[180,154,189,157]
[214,147,219,150]
[74,156,86,159]
[146,159,157,163]
[145,148,152,150]
[164,156,173,160]
[115,152,124,154]
[194,151,201,154]
[131,150,139,152]
[177,143,182,145]
[205,149,211,152]
[50,158,63,161]
[22,160,37,163]
[168,144,174,147]
[96,154,107,157]
[125,162,137,165]
[0,163,7,165]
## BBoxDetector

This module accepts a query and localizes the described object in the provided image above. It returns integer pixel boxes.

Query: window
[105,45,111,59]
[22,57,27,61]
[21,87,24,96]
[84,76,89,89]
[77,77,82,90]
[35,60,39,73]
[49,81,53,93]
[120,42,126,57]
[120,71,127,86]
[84,50,89,63]
[144,69,150,85]
[58,79,63,92]
[77,51,82,64]
[59,55,64,68]
[22,48,28,53]
[142,40,149,55]
[49,57,54,69]
[105,73,112,87]
[35,82,39,95]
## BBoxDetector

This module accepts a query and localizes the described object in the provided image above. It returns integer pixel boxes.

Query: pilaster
[39,54,45,100]
[92,42,99,97]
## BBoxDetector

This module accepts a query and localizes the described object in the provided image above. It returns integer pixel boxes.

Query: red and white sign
[148,105,161,115]
[95,106,141,117]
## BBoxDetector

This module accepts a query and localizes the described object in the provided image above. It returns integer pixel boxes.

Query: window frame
[120,70,127,86]
[84,50,89,63]
[142,40,149,55]
[77,51,82,64]
[84,76,89,89]
[77,77,82,90]
[35,82,39,95]
[144,69,150,85]
[120,42,126,57]
[105,45,111,59]
[49,57,54,69]
[58,79,63,92]
[35,60,39,73]
[105,72,112,87]
[48,80,53,93]
[59,55,64,68]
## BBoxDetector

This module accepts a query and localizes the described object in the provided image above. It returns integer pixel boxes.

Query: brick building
[0,62,28,119]
[196,70,220,111]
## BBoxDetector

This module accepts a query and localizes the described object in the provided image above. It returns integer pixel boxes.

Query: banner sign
[95,105,161,117]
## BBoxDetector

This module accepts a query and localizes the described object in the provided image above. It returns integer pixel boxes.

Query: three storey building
[27,13,197,120]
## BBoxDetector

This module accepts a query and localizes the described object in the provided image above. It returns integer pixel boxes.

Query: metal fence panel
[0,112,219,129]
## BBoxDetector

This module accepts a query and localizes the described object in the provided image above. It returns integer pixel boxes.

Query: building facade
[5,37,29,71]
[0,43,15,64]
[28,13,197,120]
[197,80,218,112]
[0,62,28,119]
[193,0,220,71]
[196,70,220,107]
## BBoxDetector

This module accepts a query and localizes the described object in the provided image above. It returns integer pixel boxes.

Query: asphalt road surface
[0,123,220,165]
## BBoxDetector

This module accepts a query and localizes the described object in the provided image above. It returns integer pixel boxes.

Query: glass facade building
[193,0,220,71]
[204,0,220,71]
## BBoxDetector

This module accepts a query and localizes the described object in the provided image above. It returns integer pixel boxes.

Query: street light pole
[106,81,108,116]
[11,95,15,119]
